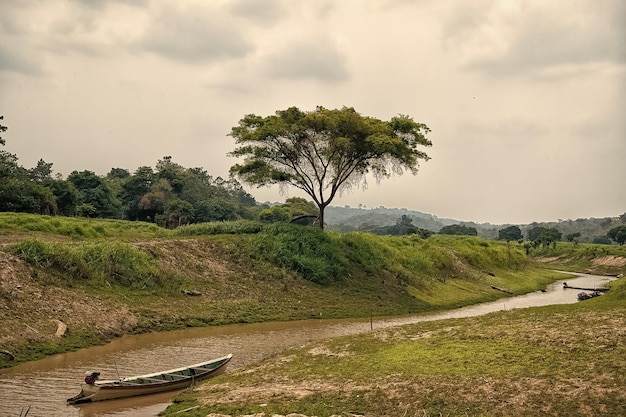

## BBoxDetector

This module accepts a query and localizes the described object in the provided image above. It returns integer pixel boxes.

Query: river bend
[0,273,614,417]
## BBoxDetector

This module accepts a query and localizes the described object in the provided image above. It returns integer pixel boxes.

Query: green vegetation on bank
[9,239,170,290]
[0,212,169,240]
[2,212,625,416]
[529,240,626,275]
[0,212,569,368]
[163,278,626,417]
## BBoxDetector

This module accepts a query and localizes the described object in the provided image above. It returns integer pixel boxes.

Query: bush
[0,212,170,239]
[9,239,166,289]
[338,232,395,273]
[252,224,345,284]
[8,239,51,268]
[176,220,265,235]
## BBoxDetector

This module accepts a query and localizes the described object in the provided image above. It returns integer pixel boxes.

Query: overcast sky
[1,0,624,225]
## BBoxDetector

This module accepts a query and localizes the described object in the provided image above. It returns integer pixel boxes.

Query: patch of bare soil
[198,380,378,417]
[532,256,563,263]
[592,255,626,268]
[0,251,136,349]
[192,306,626,417]
[196,374,625,417]
[307,346,353,358]
[133,239,233,279]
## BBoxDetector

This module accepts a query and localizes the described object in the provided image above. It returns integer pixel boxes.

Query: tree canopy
[439,224,478,236]
[565,232,581,243]
[607,226,626,245]
[372,215,433,237]
[0,147,259,227]
[0,113,259,226]
[229,106,432,229]
[498,225,522,242]
[527,226,562,247]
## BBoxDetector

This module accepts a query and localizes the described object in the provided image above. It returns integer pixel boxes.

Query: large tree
[607,226,626,245]
[498,225,522,242]
[229,106,432,230]
[528,226,561,247]
[439,224,478,236]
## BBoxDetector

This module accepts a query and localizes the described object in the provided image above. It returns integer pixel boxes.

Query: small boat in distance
[67,353,232,405]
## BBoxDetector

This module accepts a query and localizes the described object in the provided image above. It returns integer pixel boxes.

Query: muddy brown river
[0,273,615,417]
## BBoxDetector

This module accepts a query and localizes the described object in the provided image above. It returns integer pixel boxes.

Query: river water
[0,273,615,417]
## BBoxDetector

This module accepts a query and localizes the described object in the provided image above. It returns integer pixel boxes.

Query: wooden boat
[67,353,232,404]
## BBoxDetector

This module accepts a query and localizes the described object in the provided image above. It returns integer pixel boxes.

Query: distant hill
[324,205,625,243]
[324,206,496,236]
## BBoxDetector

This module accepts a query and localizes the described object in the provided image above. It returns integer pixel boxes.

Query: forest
[0,152,262,227]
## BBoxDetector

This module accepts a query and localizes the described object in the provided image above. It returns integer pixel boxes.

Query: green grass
[171,281,626,417]
[0,212,169,240]
[2,212,624,376]
[530,241,626,275]
[6,328,110,363]
[1,214,624,416]
[8,239,176,290]
[175,219,266,235]
[250,224,346,284]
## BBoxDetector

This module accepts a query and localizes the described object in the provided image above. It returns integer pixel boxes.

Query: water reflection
[0,273,615,417]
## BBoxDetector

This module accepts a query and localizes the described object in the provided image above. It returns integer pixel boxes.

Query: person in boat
[84,371,100,385]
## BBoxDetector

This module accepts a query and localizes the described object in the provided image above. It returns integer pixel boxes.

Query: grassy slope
[163,251,626,417]
[181,291,625,417]
[2,213,624,416]
[0,213,569,368]
[531,241,626,275]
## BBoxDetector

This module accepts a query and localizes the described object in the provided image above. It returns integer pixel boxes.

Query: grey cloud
[228,0,286,25]
[0,44,43,75]
[70,0,148,9]
[381,0,437,11]
[442,2,487,44]
[445,1,626,76]
[459,118,548,138]
[137,6,253,64]
[0,1,110,67]
[265,38,350,82]
[486,21,622,73]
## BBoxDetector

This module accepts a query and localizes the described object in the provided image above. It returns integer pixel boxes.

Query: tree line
[433,222,626,246]
[0,153,261,227]
[496,224,626,246]
[1,116,264,227]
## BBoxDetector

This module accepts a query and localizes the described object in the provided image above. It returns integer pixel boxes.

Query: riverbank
[163,276,626,417]
[0,213,580,368]
[1,214,625,415]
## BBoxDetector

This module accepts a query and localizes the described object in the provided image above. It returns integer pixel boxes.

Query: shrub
[252,224,345,284]
[9,239,166,289]
[176,220,265,236]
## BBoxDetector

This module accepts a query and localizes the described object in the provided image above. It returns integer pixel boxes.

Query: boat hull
[67,354,232,404]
